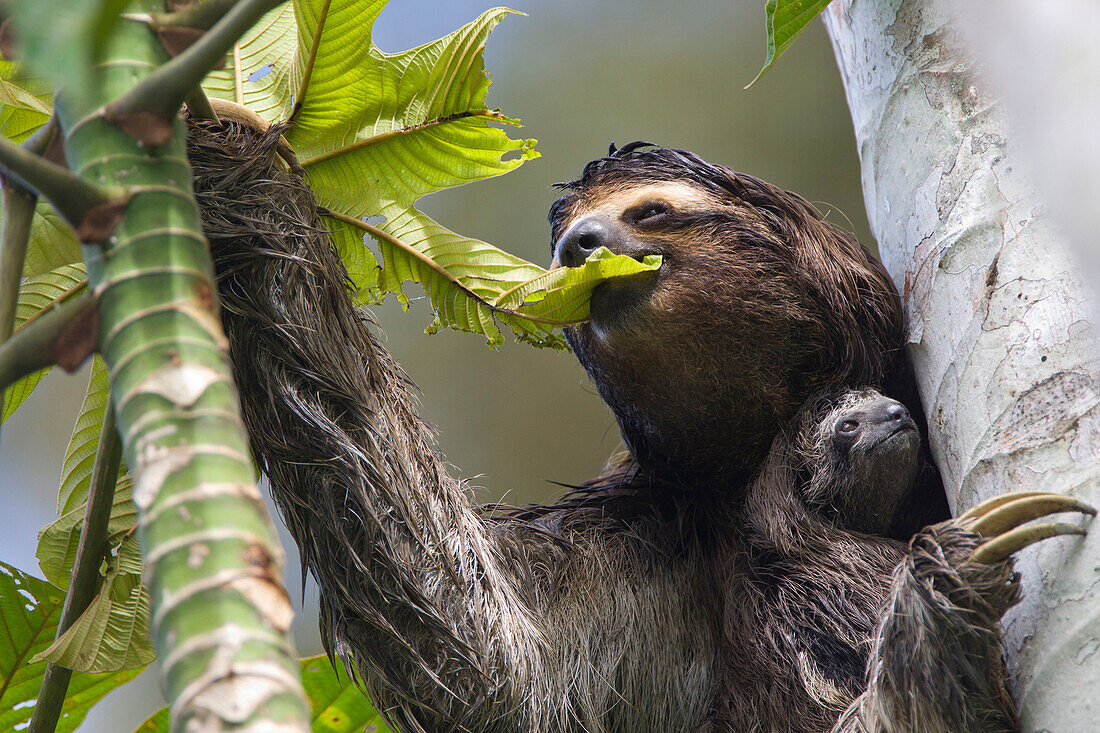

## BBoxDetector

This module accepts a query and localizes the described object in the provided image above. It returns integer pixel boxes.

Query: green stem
[0,117,59,432]
[27,403,122,733]
[0,136,115,230]
[288,0,331,123]
[0,295,97,389]
[106,0,287,124]
[149,0,241,31]
[185,87,219,121]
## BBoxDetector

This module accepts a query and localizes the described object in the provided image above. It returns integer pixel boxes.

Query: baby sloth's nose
[882,401,909,424]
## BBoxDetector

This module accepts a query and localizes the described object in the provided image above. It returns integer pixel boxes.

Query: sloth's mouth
[866,422,918,453]
[588,266,661,331]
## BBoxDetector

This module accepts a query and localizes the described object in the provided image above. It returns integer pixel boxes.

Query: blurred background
[0,0,870,728]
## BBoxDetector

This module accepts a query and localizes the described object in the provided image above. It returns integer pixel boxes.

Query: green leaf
[291,5,538,305]
[292,6,537,216]
[34,536,154,673]
[201,4,298,120]
[38,476,138,590]
[360,208,661,348]
[134,708,168,732]
[0,561,142,733]
[135,654,396,733]
[0,61,52,143]
[302,654,394,732]
[747,0,833,89]
[2,262,87,423]
[57,356,111,515]
[38,468,153,674]
[20,203,82,280]
[498,247,664,347]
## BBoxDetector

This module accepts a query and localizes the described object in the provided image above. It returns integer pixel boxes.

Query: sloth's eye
[838,419,860,434]
[626,201,671,225]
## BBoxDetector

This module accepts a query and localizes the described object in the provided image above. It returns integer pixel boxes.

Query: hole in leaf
[247,64,274,83]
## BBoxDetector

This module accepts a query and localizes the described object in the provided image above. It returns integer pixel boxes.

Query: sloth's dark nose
[555,217,617,268]
[871,400,910,425]
[884,402,909,423]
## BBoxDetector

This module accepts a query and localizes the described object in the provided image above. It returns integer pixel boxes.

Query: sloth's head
[550,143,904,485]
[794,388,921,535]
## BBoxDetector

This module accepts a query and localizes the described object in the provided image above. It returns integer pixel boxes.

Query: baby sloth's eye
[625,201,671,226]
[837,419,860,435]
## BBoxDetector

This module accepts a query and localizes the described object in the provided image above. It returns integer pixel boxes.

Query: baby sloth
[738,387,1095,732]
[796,388,922,536]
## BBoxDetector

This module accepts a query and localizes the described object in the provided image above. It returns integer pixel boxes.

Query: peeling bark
[823,1,1100,729]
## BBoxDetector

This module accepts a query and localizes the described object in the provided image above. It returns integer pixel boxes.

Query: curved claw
[969,494,1097,538]
[970,523,1088,565]
[958,491,1061,521]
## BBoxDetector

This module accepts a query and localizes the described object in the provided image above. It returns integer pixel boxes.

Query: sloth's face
[550,176,830,482]
[547,147,902,485]
[802,390,921,535]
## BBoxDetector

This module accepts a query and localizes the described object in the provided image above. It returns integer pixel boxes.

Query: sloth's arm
[193,120,714,733]
[835,495,1093,733]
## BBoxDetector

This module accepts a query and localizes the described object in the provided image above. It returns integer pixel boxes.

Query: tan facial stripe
[576,181,727,221]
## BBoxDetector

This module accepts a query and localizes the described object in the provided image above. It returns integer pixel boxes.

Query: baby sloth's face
[802,388,921,536]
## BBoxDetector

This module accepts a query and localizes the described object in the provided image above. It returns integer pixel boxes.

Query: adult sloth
[195,123,1053,731]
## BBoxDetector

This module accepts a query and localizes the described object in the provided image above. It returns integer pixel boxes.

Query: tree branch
[28,401,122,733]
[0,117,59,429]
[149,0,241,31]
[0,135,119,240]
[0,295,98,390]
[105,0,288,145]
[185,87,219,121]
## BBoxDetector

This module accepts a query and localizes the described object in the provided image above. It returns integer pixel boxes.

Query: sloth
[186,122,1092,732]
[727,386,1092,732]
[792,387,925,536]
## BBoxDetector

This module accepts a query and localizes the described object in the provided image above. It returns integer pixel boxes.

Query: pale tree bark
[823,1,1100,730]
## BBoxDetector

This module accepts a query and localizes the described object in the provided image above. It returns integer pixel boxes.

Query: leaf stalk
[28,402,122,733]
[288,0,332,123]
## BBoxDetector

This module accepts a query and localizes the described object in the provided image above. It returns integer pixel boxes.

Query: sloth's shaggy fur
[187,120,1016,732]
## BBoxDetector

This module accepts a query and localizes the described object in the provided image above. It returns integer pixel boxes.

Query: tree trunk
[823,1,1100,729]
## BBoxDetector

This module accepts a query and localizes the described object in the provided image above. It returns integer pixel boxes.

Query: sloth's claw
[968,494,1096,537]
[960,492,1094,564]
[971,523,1088,565]
[958,491,1057,521]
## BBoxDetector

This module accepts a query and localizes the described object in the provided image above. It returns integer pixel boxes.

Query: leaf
[0,61,52,143]
[291,6,537,217]
[1,263,87,423]
[302,654,394,732]
[360,209,661,348]
[57,356,111,515]
[38,476,138,590]
[34,536,154,673]
[201,4,298,119]
[499,247,664,347]
[0,561,142,733]
[288,4,537,303]
[134,708,168,732]
[134,655,396,733]
[37,472,152,675]
[746,0,833,89]
[20,203,82,279]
